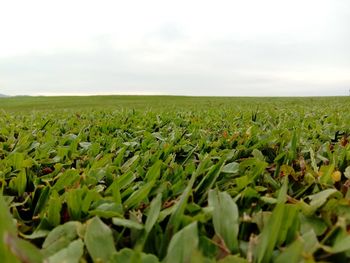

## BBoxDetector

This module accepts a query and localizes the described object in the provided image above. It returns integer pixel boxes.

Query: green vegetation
[1,95,350,262]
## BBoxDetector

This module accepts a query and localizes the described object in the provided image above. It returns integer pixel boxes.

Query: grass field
[1,95,349,112]
[1,96,350,262]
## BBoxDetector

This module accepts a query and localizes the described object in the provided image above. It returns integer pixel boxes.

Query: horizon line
[1,92,350,98]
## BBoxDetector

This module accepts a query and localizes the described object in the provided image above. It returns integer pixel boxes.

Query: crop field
[1,96,350,263]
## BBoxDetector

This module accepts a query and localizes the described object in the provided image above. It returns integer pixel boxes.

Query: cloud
[0,34,349,96]
[0,0,349,97]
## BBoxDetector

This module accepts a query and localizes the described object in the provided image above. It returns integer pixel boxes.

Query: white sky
[0,0,349,96]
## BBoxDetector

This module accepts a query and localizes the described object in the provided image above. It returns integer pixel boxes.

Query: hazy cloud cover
[0,0,349,96]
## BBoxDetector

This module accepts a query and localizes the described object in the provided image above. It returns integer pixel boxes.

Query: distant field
[1,96,350,262]
[1,95,349,112]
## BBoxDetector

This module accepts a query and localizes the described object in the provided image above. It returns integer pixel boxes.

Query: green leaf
[276,204,299,246]
[300,214,328,236]
[217,255,248,263]
[89,202,123,218]
[165,222,199,263]
[344,166,350,179]
[33,186,50,216]
[3,232,44,263]
[331,233,350,253]
[12,169,27,196]
[116,171,136,190]
[198,236,218,259]
[52,170,80,192]
[208,189,239,253]
[252,149,265,161]
[145,193,162,233]
[9,152,25,170]
[84,216,116,262]
[109,248,159,263]
[196,159,227,202]
[307,189,338,210]
[161,172,196,257]
[0,194,20,263]
[235,175,249,191]
[275,238,304,263]
[319,164,335,185]
[20,218,51,240]
[221,162,239,174]
[277,176,288,204]
[111,180,122,205]
[124,181,154,209]
[144,160,162,181]
[42,221,81,257]
[81,189,100,213]
[302,229,319,255]
[256,206,284,263]
[288,129,298,162]
[309,148,318,173]
[121,155,139,173]
[66,189,84,220]
[47,239,84,263]
[112,217,144,230]
[133,193,163,249]
[47,190,62,227]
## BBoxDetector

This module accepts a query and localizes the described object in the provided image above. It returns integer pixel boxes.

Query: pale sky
[0,0,349,96]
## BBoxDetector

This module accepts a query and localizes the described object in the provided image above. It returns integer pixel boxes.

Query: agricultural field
[1,95,350,262]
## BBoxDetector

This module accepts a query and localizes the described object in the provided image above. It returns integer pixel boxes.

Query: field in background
[1,95,349,112]
[1,96,350,262]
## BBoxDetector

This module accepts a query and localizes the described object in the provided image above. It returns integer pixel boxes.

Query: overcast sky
[0,0,349,96]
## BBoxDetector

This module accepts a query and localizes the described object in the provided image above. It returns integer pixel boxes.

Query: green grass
[1,95,350,262]
[1,95,348,112]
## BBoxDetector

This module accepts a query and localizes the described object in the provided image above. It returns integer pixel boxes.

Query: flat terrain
[1,95,348,111]
[1,96,350,262]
